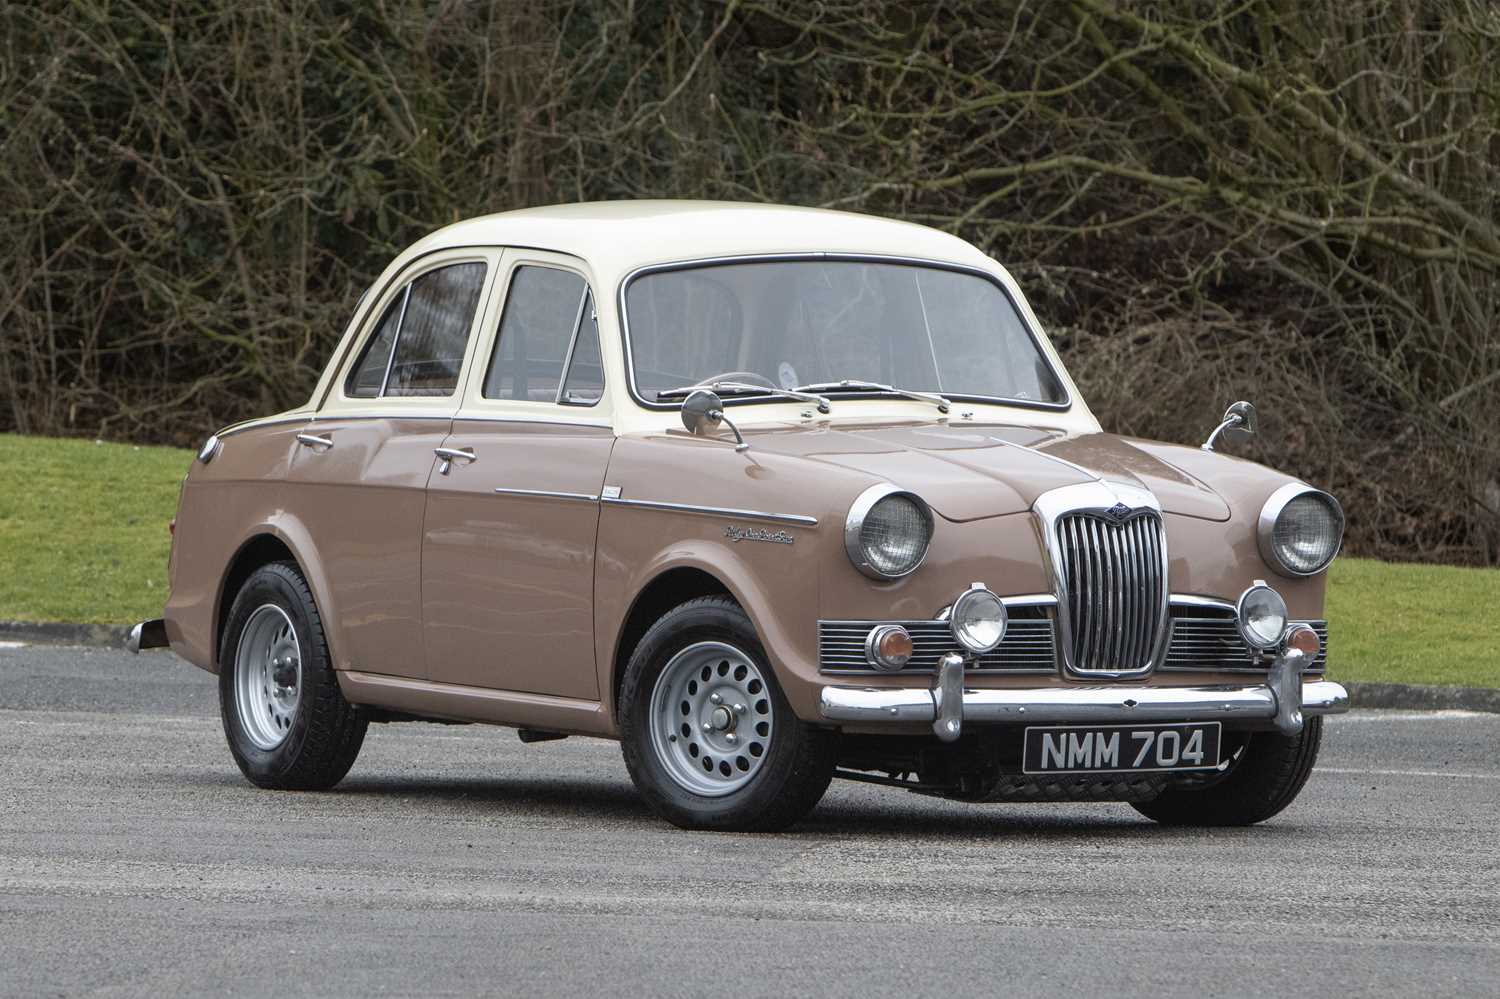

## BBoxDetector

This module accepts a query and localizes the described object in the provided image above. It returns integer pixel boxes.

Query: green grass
[0,434,192,625]
[1325,557,1499,688]
[1,433,1496,687]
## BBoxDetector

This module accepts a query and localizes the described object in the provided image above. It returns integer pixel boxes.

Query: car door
[421,253,613,700]
[286,250,497,679]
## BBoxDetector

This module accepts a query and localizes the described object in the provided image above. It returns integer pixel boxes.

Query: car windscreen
[623,259,1067,407]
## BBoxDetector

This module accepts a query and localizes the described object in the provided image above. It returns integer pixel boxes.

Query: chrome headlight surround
[844,484,934,581]
[1257,483,1345,577]
[1236,581,1288,651]
[950,584,1008,654]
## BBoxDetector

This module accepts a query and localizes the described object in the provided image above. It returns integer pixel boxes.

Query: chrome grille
[1164,612,1328,673]
[1056,511,1167,674]
[818,610,1055,673]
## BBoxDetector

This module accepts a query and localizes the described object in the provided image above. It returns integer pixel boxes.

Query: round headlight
[1258,484,1344,577]
[844,485,933,580]
[1236,582,1288,650]
[951,586,1007,654]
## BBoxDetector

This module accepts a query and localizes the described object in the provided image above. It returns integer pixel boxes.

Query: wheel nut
[709,693,723,705]
[733,703,746,715]
[726,733,737,744]
[702,722,713,732]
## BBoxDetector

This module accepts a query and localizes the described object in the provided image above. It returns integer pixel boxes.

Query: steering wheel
[701,371,777,389]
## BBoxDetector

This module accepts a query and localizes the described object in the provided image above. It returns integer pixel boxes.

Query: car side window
[344,261,487,399]
[483,265,603,406]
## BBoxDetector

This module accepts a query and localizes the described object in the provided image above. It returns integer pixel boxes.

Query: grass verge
[1,433,191,626]
[1,433,1495,687]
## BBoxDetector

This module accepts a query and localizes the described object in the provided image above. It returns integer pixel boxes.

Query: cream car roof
[294,201,1099,437]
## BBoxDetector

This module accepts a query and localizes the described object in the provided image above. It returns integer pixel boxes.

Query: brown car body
[141,202,1348,826]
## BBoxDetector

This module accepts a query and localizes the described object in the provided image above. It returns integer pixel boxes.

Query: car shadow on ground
[172,769,1306,839]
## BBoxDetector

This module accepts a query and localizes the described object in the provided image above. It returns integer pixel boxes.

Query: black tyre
[619,596,838,831]
[218,561,366,790]
[1131,717,1323,826]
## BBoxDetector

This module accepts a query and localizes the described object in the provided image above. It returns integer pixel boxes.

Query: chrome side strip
[1169,593,1237,613]
[601,497,818,527]
[493,487,599,502]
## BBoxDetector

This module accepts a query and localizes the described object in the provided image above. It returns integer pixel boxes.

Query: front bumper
[820,657,1348,742]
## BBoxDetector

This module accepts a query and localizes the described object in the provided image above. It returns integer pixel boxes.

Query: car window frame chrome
[616,252,1073,416]
[481,260,607,410]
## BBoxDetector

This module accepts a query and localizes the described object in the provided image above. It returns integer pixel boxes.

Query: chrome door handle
[434,446,477,475]
[296,433,334,450]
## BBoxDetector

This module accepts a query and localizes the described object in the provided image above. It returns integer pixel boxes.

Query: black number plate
[1022,722,1222,774]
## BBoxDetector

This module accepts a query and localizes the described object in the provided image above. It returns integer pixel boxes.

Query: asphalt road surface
[2,643,1497,998]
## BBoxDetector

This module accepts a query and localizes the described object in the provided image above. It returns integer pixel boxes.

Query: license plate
[1022,722,1221,774]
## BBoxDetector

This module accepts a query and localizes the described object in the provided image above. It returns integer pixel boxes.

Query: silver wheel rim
[648,641,775,797]
[234,604,302,750]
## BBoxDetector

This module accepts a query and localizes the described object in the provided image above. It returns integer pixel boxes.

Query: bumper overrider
[819,583,1349,742]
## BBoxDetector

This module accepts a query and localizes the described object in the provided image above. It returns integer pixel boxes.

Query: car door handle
[296,433,334,450]
[434,446,477,475]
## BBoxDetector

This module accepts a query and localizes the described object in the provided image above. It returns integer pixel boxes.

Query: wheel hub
[648,641,775,797]
[234,605,303,750]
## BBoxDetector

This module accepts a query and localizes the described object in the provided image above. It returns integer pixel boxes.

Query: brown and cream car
[131,202,1349,830]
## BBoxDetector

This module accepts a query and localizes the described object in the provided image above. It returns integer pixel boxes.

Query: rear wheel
[1132,718,1323,826]
[619,596,837,831]
[219,562,366,790]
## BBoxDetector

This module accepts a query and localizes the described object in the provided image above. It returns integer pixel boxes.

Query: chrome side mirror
[1202,400,1256,452]
[680,389,748,451]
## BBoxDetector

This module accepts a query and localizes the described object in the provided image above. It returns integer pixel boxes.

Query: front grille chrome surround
[1035,481,1171,680]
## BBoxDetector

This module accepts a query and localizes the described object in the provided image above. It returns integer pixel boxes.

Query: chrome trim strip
[493,487,598,502]
[1001,594,1059,608]
[818,679,1350,726]
[1257,482,1346,578]
[216,415,315,439]
[600,497,818,527]
[617,252,1073,415]
[1169,593,1237,613]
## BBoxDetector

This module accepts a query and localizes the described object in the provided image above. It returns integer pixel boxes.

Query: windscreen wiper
[658,381,832,414]
[794,379,951,414]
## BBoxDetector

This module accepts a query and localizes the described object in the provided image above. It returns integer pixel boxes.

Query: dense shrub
[2,1,1496,563]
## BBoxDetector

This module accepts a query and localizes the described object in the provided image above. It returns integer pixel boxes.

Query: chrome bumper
[819,655,1348,742]
[125,619,169,654]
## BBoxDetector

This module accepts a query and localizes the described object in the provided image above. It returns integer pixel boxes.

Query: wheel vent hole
[755,721,769,737]
[688,742,699,758]
[700,666,711,682]
[733,664,748,681]
[747,679,763,695]
[748,742,763,757]
[702,757,714,772]
[735,756,749,772]
[717,661,729,677]
[680,722,690,738]
[687,680,698,695]
[754,698,769,715]
[679,700,690,716]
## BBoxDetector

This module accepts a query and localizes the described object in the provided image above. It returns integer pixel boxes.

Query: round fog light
[1236,582,1288,650]
[864,625,913,671]
[1283,623,1320,661]
[951,586,1007,654]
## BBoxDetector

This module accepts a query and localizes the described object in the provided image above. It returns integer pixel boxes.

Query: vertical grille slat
[1057,510,1166,674]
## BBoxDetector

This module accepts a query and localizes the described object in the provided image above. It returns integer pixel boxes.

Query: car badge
[1104,502,1133,522]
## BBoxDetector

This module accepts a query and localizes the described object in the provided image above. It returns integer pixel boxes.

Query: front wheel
[619,596,837,831]
[1132,717,1323,826]
[219,561,366,790]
